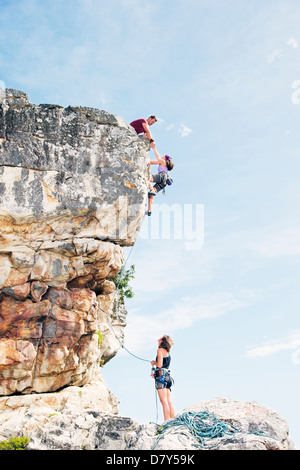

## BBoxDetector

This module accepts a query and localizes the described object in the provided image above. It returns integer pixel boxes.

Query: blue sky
[1,0,300,448]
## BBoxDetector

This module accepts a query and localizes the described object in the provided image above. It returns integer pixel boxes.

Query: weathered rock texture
[0,281,126,395]
[0,379,121,450]
[0,89,149,396]
[0,396,295,450]
[129,398,295,451]
[0,89,149,248]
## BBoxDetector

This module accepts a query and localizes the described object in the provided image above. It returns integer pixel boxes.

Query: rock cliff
[0,89,149,397]
[0,89,148,247]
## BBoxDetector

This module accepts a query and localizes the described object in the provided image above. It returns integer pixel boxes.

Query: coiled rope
[151,410,276,450]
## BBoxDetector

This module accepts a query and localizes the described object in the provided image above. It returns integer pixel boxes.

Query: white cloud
[267,37,299,64]
[287,37,298,48]
[178,122,193,137]
[268,48,283,63]
[156,117,165,126]
[161,121,192,135]
[123,291,246,353]
[245,330,300,358]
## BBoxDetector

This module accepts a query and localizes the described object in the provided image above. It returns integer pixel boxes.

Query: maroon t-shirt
[130,118,147,134]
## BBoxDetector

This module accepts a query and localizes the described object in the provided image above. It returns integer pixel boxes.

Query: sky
[0,0,299,448]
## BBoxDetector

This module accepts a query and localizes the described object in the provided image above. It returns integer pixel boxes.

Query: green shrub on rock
[0,436,30,450]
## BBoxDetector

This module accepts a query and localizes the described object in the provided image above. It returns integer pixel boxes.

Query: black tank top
[156,353,171,369]
[163,355,171,369]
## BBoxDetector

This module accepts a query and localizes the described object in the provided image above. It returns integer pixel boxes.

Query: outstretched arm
[142,122,153,141]
[151,144,164,164]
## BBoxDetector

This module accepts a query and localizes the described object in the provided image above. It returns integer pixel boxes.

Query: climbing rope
[151,410,276,450]
[102,239,151,364]
[102,234,169,424]
[98,199,168,423]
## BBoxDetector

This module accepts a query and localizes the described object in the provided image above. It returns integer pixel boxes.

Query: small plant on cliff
[112,264,135,303]
[0,436,30,450]
[95,331,104,347]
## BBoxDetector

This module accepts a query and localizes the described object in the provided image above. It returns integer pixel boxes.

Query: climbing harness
[151,410,276,450]
[150,171,174,197]
[154,367,174,389]
[155,368,169,384]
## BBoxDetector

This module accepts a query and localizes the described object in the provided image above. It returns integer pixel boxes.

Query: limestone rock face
[0,396,295,450]
[0,378,121,451]
[0,89,148,248]
[0,89,148,396]
[0,269,126,395]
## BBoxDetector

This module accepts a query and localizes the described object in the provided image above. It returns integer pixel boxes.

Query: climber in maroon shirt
[130,116,157,144]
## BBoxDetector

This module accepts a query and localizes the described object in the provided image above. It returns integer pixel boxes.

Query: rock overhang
[0,88,149,247]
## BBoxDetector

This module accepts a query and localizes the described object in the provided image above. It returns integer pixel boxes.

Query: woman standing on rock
[151,336,175,422]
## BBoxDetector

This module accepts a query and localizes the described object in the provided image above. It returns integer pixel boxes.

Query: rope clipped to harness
[153,367,174,389]
[152,410,276,450]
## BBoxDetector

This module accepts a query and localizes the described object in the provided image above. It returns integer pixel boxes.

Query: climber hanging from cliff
[130,116,157,145]
[147,143,174,216]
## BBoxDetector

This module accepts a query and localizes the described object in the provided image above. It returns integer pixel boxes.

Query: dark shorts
[155,380,172,390]
[152,173,167,194]
[155,371,174,391]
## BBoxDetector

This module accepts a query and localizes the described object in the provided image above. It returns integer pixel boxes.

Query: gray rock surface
[128,397,295,451]
[0,88,149,247]
[0,395,295,450]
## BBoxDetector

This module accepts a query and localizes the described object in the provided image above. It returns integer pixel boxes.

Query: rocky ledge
[0,396,295,450]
